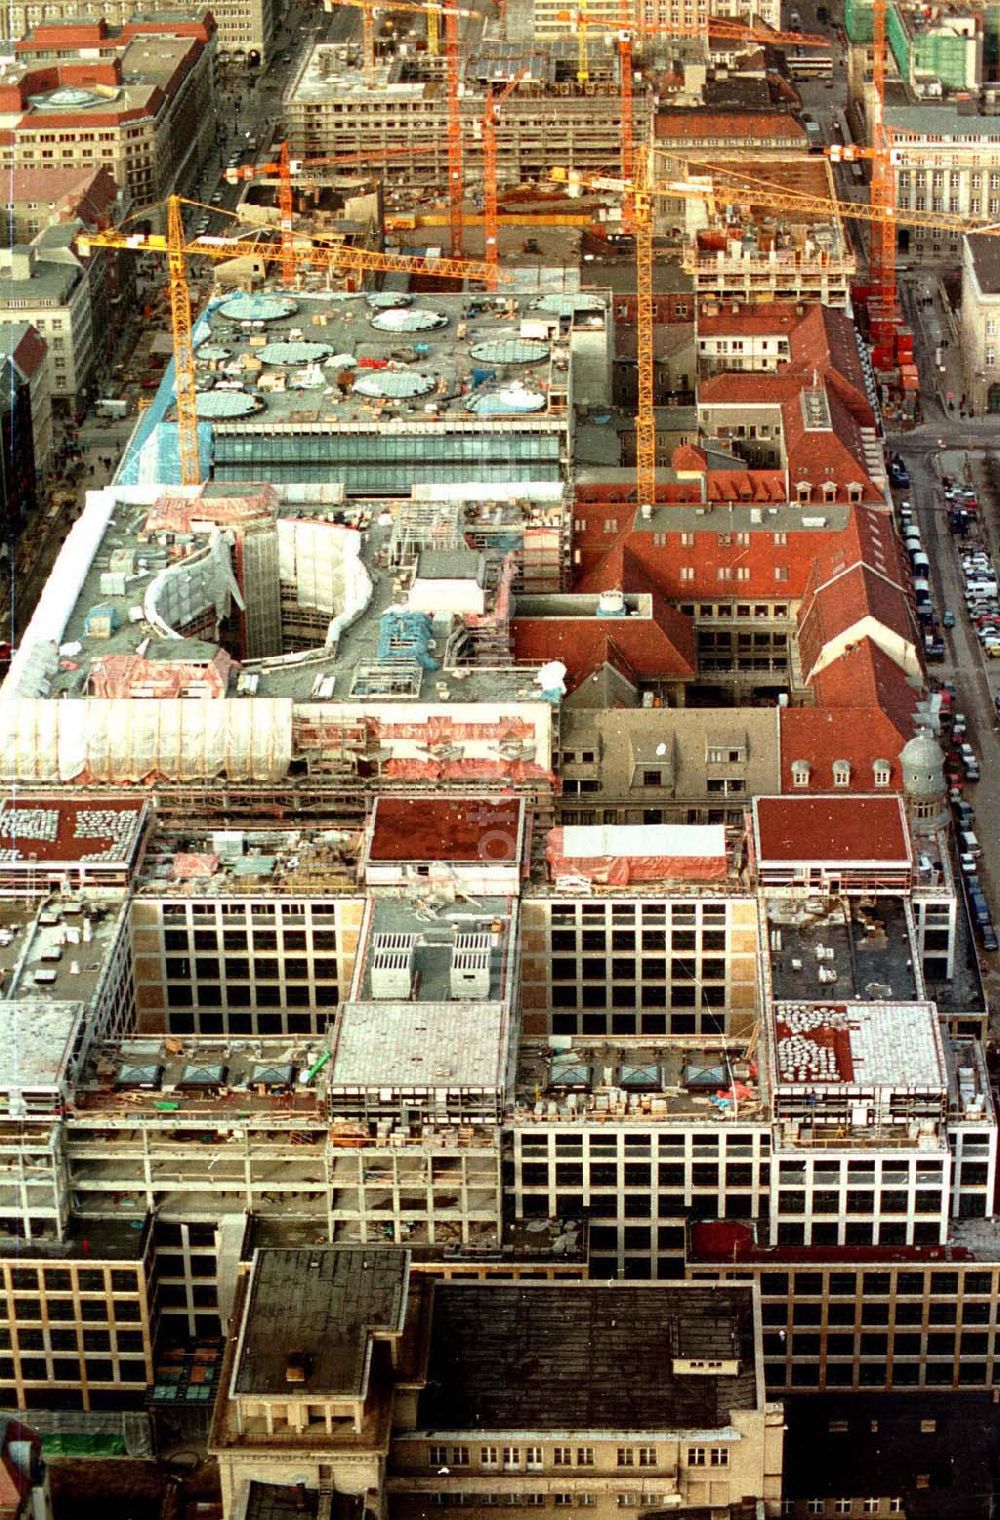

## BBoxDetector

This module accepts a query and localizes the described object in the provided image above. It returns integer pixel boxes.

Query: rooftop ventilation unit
[449,933,492,999]
[370,932,415,999]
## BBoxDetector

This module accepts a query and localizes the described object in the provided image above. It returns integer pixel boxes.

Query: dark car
[981,923,999,952]
[970,890,991,926]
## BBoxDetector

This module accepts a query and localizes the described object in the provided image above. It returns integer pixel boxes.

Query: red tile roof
[654,110,809,143]
[8,163,120,225]
[0,323,47,383]
[779,707,906,792]
[696,301,806,337]
[811,635,919,738]
[699,370,881,503]
[578,525,836,603]
[368,797,523,862]
[512,589,696,691]
[797,561,916,683]
[754,794,911,864]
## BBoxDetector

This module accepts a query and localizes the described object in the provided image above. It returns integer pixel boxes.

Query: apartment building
[0,0,271,72]
[210,1247,782,1518]
[0,326,45,530]
[960,231,1000,415]
[0,17,217,218]
[6,164,122,248]
[553,706,782,826]
[0,237,97,412]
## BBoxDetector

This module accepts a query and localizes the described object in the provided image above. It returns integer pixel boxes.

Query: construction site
[8,0,1000,1510]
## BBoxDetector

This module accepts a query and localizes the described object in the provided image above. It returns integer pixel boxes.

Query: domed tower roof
[899,730,945,797]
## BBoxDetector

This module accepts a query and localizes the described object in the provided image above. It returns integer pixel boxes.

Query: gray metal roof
[417,1282,759,1431]
[233,1247,407,1398]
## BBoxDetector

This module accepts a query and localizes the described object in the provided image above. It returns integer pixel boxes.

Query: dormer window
[796,482,811,504]
[873,759,891,787]
[833,759,852,787]
[822,481,837,503]
[791,760,811,787]
[848,483,863,503]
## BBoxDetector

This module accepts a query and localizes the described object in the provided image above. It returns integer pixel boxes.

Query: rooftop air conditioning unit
[449,933,491,999]
[370,932,415,999]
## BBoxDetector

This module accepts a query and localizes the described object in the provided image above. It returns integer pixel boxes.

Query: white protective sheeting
[0,699,294,782]
[2,490,119,698]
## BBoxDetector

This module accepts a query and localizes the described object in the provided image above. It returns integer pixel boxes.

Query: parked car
[954,799,975,827]
[970,889,991,926]
[964,759,981,781]
[981,923,999,952]
[943,609,956,627]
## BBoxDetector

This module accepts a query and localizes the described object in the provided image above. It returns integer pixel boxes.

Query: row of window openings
[788,1503,902,1516]
[548,930,728,950]
[427,1447,726,1469]
[561,746,746,766]
[681,603,791,618]
[764,1301,995,1327]
[165,957,338,983]
[161,902,326,920]
[549,905,727,923]
[429,1496,709,1510]
[163,929,338,950]
[550,957,728,980]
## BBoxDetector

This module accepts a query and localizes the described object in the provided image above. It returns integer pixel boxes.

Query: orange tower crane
[326,0,472,257]
[444,2,465,257]
[868,0,897,354]
[78,195,511,488]
[481,70,528,286]
[556,158,1000,509]
[226,142,429,284]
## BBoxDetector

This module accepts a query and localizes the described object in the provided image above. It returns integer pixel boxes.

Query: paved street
[894,433,1000,1018]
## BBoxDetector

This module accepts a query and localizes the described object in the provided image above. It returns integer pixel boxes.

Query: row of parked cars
[959,545,1000,657]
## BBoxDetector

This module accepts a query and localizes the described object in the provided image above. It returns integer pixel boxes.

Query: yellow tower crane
[78,195,511,488]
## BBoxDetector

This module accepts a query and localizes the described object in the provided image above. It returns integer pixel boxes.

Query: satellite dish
[655,742,667,756]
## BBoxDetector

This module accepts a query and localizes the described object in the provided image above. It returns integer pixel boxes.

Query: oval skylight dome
[218,294,298,322]
[366,292,413,310]
[466,382,546,415]
[353,371,434,399]
[257,341,333,365]
[194,389,260,417]
[469,337,550,365]
[370,307,447,333]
